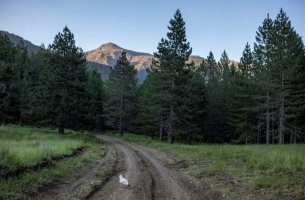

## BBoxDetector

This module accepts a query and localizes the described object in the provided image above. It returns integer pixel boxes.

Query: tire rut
[88,137,153,200]
[28,145,115,200]
[91,135,217,200]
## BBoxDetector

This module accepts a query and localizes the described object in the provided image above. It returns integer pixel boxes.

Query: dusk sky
[1,0,304,61]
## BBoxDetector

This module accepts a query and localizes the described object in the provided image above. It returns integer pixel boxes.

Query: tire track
[28,145,115,200]
[91,135,215,200]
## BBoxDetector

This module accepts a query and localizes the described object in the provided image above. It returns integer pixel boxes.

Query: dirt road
[89,135,216,200]
[29,135,219,200]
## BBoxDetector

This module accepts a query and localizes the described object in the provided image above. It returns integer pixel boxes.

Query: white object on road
[119,174,130,186]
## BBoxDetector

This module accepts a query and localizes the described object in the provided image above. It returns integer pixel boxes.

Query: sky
[0,0,305,61]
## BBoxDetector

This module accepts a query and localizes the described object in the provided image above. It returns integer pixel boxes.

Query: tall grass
[0,125,104,199]
[0,125,84,171]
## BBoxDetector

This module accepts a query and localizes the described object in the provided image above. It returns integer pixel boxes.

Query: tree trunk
[159,113,163,141]
[245,128,248,144]
[289,133,294,144]
[257,112,261,144]
[168,104,174,144]
[187,135,191,143]
[279,98,284,144]
[266,90,270,144]
[58,122,64,134]
[119,94,123,135]
[279,65,284,144]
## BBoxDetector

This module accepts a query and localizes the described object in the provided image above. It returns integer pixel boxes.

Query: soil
[28,135,220,200]
[88,135,220,200]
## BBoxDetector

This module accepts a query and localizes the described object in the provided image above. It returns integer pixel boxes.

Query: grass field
[0,125,84,172]
[105,131,305,199]
[0,125,104,199]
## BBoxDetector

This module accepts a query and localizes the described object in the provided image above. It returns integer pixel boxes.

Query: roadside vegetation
[0,125,105,199]
[105,131,305,199]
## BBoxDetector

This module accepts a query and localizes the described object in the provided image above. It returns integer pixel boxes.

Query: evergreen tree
[253,13,275,144]
[23,47,51,125]
[0,34,17,123]
[47,26,87,133]
[152,9,192,143]
[254,9,305,143]
[272,9,305,143]
[104,51,137,135]
[230,43,256,143]
[0,34,29,124]
[181,70,206,142]
[84,69,104,130]
[218,50,232,143]
[201,51,223,142]
[135,72,160,138]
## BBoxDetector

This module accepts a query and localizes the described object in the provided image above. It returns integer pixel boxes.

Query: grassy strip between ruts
[104,131,305,200]
[0,125,105,199]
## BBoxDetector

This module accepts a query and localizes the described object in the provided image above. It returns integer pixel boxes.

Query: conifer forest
[1,9,305,144]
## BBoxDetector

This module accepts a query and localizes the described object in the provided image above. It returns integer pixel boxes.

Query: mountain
[86,43,239,81]
[86,43,153,71]
[1,31,239,81]
[86,43,205,71]
[0,30,41,54]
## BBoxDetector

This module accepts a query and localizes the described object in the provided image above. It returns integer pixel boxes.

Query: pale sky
[0,0,304,61]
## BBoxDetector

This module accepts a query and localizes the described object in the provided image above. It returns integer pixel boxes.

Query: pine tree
[230,43,256,143]
[0,34,17,123]
[47,26,87,133]
[84,69,104,130]
[104,51,137,135]
[218,50,232,143]
[272,9,305,143]
[253,13,275,144]
[135,72,160,138]
[201,51,223,142]
[152,9,192,143]
[253,9,305,143]
[181,70,206,142]
[0,34,29,124]
[23,47,51,125]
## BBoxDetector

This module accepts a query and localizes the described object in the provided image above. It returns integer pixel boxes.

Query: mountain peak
[100,42,122,50]
[86,42,205,73]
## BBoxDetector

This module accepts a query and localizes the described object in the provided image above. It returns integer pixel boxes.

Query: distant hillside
[0,30,41,54]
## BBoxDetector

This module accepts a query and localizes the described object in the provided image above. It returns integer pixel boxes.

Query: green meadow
[0,125,104,199]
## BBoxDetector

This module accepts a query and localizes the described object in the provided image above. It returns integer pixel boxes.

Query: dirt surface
[27,145,116,200]
[28,135,220,200]
[89,135,220,200]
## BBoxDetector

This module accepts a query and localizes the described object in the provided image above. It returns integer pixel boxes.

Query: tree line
[0,27,104,133]
[1,9,304,143]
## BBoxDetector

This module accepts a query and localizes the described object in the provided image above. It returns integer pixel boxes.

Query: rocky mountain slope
[85,43,206,71]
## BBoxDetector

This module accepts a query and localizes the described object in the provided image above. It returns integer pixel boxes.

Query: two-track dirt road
[88,135,220,200]
[30,135,220,200]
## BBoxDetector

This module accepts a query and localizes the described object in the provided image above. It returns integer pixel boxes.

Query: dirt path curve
[89,135,215,200]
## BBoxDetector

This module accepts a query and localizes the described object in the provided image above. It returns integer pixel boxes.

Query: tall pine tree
[47,26,87,133]
[151,9,192,143]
